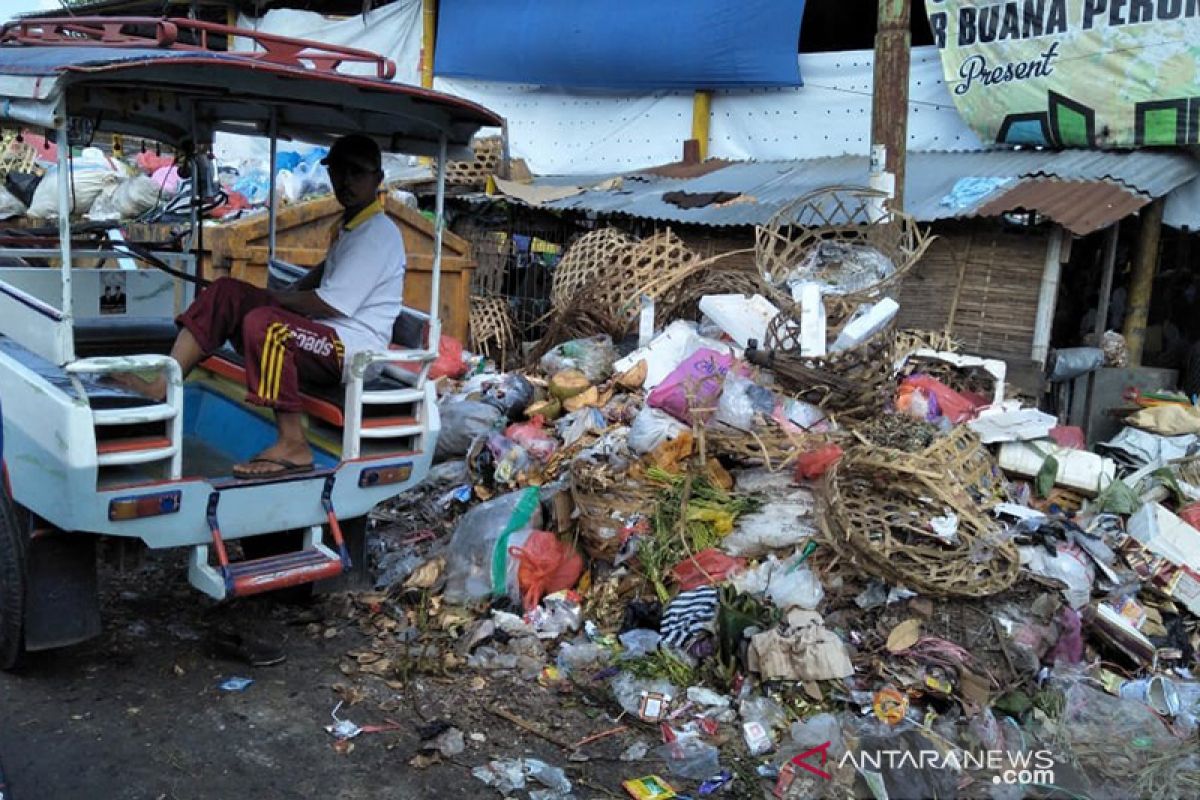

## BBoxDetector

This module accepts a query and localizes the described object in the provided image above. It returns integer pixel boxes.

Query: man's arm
[269,288,340,318]
[288,263,325,291]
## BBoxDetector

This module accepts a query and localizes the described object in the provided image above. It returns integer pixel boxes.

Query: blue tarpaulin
[435,0,807,90]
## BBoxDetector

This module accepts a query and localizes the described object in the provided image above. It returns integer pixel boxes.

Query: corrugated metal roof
[488,149,1200,231]
[975,180,1149,236]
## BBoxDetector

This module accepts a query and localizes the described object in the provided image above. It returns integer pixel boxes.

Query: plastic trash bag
[670,549,747,590]
[5,171,42,207]
[511,530,583,610]
[505,417,559,464]
[628,406,689,455]
[435,399,503,462]
[443,489,542,605]
[612,672,678,718]
[713,373,776,431]
[655,734,721,780]
[429,335,467,380]
[0,185,26,220]
[731,554,825,610]
[793,444,843,481]
[648,348,743,425]
[480,373,535,421]
[539,334,616,383]
[555,407,607,447]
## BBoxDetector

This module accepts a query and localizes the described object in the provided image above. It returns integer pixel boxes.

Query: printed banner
[925,0,1200,147]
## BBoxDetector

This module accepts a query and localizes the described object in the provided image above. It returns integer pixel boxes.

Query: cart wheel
[0,479,27,671]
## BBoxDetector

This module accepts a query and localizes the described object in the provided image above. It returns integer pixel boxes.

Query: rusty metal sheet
[975,180,1149,236]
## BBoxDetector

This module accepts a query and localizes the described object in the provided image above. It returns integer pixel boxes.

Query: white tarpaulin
[438,47,982,174]
[234,2,423,84]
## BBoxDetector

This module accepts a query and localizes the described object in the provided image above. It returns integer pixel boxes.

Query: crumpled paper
[747,608,854,681]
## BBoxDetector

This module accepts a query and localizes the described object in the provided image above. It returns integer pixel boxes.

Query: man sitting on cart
[119,134,406,479]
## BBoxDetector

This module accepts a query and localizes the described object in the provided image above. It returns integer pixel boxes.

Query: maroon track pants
[177,277,344,413]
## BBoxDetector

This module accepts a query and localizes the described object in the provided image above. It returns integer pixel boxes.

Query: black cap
[320,134,382,172]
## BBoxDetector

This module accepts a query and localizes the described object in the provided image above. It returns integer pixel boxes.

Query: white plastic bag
[28,163,120,218]
[731,553,825,610]
[628,406,688,455]
[0,186,26,220]
[714,373,775,431]
[442,489,542,605]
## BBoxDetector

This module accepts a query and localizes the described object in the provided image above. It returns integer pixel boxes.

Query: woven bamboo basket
[468,295,518,370]
[655,264,766,326]
[755,186,934,325]
[816,431,1017,597]
[848,423,1004,507]
[746,318,899,422]
[550,228,636,314]
[569,458,658,561]
[706,422,844,471]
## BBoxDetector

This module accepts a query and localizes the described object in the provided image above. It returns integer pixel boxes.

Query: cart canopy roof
[0,17,502,157]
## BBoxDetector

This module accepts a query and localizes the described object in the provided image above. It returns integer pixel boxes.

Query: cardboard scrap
[747,609,854,681]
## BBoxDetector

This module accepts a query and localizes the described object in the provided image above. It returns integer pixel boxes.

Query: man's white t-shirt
[315,205,406,374]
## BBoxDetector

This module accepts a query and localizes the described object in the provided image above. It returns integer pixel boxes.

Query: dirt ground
[0,540,695,800]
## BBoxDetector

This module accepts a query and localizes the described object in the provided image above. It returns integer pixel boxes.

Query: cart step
[188,480,352,600]
[224,546,346,597]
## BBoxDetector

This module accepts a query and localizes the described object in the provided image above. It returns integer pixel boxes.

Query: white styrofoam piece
[997,440,1115,496]
[698,293,781,348]
[797,282,826,358]
[969,407,1057,444]
[830,297,898,352]
[1127,503,1200,568]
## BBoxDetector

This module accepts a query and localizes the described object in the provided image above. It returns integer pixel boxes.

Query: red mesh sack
[511,530,584,610]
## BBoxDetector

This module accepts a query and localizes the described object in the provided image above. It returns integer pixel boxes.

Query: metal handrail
[1,17,397,80]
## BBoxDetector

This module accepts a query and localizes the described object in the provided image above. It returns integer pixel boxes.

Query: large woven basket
[756,186,933,309]
[816,430,1017,597]
[746,319,899,422]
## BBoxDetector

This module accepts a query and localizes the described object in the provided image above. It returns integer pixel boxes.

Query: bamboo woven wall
[897,220,1049,364]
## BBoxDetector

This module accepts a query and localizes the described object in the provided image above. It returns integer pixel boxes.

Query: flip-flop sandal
[232,457,315,479]
[212,631,287,667]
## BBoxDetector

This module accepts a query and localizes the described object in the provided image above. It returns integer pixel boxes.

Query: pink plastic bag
[647,349,744,425]
[505,416,558,464]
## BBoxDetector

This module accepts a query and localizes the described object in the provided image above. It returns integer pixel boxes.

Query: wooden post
[1093,221,1119,340]
[1031,226,1064,367]
[870,0,910,211]
[1123,198,1164,365]
[690,91,712,161]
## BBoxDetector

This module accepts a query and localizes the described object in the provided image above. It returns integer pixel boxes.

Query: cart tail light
[108,490,182,521]
[358,461,412,487]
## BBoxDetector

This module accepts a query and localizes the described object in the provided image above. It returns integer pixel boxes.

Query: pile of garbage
[350,228,1200,799]
[0,130,381,225]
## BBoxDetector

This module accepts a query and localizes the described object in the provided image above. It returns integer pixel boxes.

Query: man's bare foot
[109,371,168,402]
[232,439,315,478]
